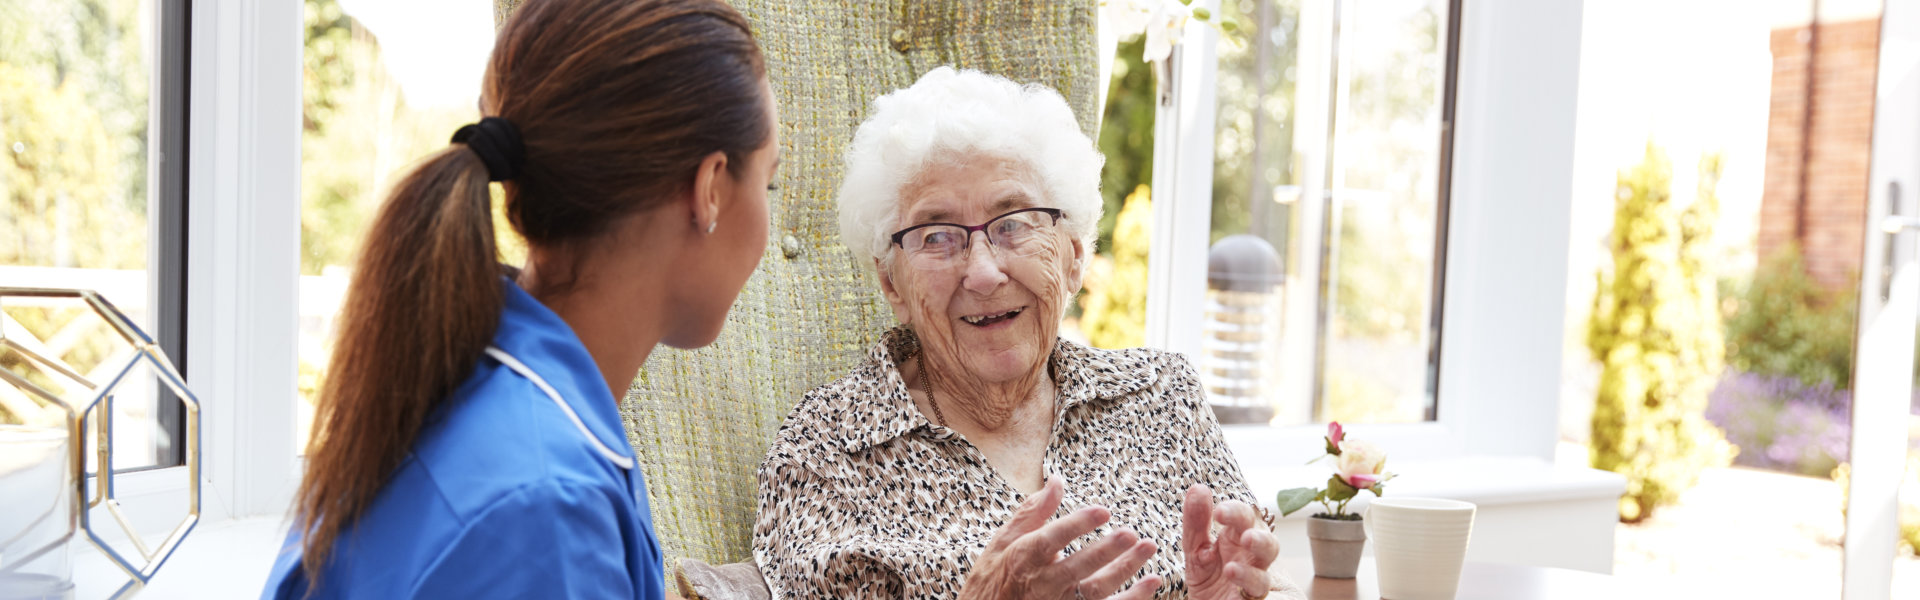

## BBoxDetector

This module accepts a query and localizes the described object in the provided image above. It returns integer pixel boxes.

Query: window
[296,0,501,449]
[1,0,189,472]
[1173,0,1459,427]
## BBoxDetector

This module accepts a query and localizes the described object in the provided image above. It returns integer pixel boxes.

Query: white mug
[1364,497,1476,600]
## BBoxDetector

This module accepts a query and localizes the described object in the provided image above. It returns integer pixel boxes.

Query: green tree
[1209,0,1300,245]
[1097,38,1155,255]
[0,0,150,269]
[0,63,132,269]
[299,0,495,274]
[1082,185,1152,349]
[1586,145,1733,522]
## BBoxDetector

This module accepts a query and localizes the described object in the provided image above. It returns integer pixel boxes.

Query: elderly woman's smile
[958,307,1021,327]
[886,155,1080,386]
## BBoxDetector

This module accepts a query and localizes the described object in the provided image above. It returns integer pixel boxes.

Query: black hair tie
[451,117,526,182]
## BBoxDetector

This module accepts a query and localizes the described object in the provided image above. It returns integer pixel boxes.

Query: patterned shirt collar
[831,326,1161,454]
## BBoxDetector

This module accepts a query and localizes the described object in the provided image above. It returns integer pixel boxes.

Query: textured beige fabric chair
[493,2,1100,594]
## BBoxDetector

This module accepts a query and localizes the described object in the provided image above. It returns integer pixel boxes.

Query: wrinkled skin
[878,156,1082,438]
[1182,485,1285,600]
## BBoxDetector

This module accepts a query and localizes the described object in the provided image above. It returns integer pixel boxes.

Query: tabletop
[1277,557,1648,600]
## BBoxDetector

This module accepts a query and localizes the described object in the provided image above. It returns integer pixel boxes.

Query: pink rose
[1344,473,1380,489]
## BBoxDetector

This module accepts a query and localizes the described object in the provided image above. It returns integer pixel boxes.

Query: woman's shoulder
[760,342,906,473]
[412,359,635,512]
[1053,339,1202,402]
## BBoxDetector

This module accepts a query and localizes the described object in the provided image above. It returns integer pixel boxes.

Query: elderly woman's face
[879,156,1083,386]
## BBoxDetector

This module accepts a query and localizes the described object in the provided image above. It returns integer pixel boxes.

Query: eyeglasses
[889,207,1065,270]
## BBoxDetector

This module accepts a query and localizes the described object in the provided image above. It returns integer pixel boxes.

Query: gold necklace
[918,355,948,427]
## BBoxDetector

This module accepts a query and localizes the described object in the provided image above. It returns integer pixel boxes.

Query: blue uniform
[263,281,666,599]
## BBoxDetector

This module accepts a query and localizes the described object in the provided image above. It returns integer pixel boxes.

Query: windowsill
[1219,423,1626,512]
[71,516,287,600]
[1242,453,1628,514]
[1223,428,1628,573]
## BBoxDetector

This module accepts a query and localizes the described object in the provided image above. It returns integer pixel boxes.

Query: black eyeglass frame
[888,207,1066,251]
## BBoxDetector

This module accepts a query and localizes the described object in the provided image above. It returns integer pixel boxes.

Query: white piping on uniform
[484,346,636,470]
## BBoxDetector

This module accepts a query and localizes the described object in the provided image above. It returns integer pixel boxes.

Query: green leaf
[1193,7,1212,20]
[1369,482,1386,496]
[1324,475,1358,502]
[1276,487,1317,517]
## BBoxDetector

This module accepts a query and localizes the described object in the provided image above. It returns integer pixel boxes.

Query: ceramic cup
[1365,497,1476,600]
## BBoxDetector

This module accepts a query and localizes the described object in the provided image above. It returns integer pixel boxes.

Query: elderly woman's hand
[960,478,1164,600]
[1181,484,1282,600]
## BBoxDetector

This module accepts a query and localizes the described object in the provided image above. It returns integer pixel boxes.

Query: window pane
[297,0,498,451]
[1202,0,1450,426]
[0,0,165,470]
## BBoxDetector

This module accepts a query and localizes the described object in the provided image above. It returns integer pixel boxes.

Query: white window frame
[1146,0,1585,465]
[185,0,304,523]
[111,0,303,538]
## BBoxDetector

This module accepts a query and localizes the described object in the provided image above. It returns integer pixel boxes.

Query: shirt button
[890,28,911,53]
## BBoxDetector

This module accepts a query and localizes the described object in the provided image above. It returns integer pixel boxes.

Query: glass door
[1844,0,1920,596]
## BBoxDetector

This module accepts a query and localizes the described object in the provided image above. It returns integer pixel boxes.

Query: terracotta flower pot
[1306,516,1367,579]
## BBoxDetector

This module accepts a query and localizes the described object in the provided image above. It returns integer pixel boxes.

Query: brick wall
[1759,18,1881,290]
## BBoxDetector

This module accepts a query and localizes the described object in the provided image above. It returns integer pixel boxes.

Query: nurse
[263,0,778,597]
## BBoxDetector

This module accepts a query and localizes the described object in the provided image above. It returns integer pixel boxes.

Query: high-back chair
[489,1,1100,596]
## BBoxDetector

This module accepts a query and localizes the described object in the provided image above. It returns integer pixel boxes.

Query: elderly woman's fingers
[1015,505,1112,564]
[1055,529,1140,576]
[1224,562,1272,596]
[1072,538,1157,598]
[1236,528,1281,568]
[1211,500,1262,561]
[1213,500,1259,531]
[1180,484,1215,556]
[988,477,1065,552]
[1105,574,1165,600]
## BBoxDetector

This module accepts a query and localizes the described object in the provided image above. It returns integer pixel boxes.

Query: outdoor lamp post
[0,288,201,600]
[1203,235,1284,424]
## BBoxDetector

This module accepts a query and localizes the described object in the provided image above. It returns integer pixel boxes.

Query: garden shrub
[1586,146,1733,522]
[1082,185,1152,349]
[1722,246,1857,389]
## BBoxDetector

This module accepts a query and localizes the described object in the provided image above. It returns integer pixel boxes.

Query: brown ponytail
[294,0,768,588]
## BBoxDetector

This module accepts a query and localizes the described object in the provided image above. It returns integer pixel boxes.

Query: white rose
[1334,439,1387,487]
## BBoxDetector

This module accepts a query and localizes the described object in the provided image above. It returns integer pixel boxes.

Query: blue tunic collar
[490,279,635,469]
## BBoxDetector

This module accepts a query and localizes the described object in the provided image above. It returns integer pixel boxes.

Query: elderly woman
[754,68,1303,600]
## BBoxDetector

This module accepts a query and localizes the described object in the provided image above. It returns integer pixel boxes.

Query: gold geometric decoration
[0,287,201,599]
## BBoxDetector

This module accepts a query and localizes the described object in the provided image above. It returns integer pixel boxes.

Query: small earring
[707,222,717,234]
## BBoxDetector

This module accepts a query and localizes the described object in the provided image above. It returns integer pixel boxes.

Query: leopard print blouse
[753,327,1289,599]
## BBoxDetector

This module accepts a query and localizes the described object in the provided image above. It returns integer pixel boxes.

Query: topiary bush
[1586,146,1734,522]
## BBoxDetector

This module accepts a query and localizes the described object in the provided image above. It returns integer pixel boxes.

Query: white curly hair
[835,67,1105,270]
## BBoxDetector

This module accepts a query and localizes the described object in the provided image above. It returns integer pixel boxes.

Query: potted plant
[1275,422,1394,579]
